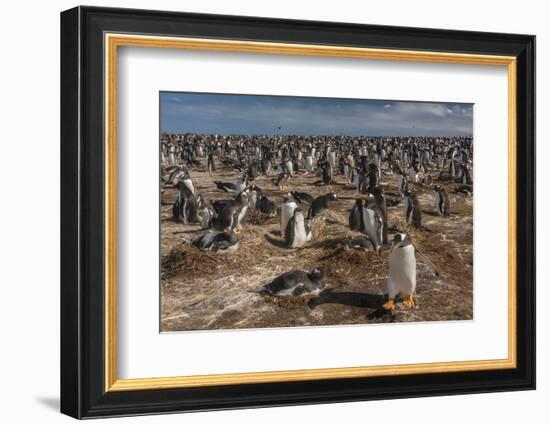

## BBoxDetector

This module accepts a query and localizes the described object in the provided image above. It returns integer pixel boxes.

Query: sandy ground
[160,162,473,332]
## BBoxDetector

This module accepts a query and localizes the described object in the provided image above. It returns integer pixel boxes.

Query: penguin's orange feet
[382,299,395,310]
[402,295,415,308]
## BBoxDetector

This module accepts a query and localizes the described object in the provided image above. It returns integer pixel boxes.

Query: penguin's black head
[309,267,324,282]
[391,232,410,251]
[327,193,337,201]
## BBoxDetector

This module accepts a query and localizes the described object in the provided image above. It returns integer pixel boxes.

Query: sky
[160,91,473,137]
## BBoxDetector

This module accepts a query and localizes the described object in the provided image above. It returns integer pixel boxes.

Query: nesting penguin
[192,229,240,253]
[250,267,325,296]
[214,180,238,192]
[213,191,249,232]
[383,233,417,310]
[343,236,376,252]
[285,208,312,248]
[280,197,298,237]
[307,193,337,219]
[433,184,450,216]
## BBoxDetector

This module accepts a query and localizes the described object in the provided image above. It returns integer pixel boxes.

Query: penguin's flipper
[291,284,306,297]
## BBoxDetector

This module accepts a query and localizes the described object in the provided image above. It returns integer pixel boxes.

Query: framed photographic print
[60,6,536,419]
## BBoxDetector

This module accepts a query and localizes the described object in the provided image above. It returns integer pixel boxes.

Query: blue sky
[160,91,473,137]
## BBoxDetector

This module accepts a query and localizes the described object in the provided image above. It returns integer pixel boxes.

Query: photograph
[159,92,474,332]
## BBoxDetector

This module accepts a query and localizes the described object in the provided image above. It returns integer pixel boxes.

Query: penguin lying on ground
[214,180,238,192]
[383,232,416,310]
[343,236,376,252]
[192,229,240,253]
[307,193,337,219]
[250,267,325,296]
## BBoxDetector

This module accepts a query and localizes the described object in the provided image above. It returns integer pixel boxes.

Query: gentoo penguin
[261,158,272,175]
[192,229,240,253]
[371,186,388,244]
[343,236,376,252]
[250,267,325,297]
[177,169,196,195]
[307,193,337,219]
[290,191,314,205]
[256,195,276,217]
[173,180,198,224]
[305,153,314,172]
[321,161,333,185]
[213,192,249,232]
[214,180,238,192]
[403,190,422,228]
[366,163,379,191]
[409,163,420,183]
[206,152,216,174]
[433,184,450,216]
[197,206,215,229]
[235,174,248,194]
[397,173,408,194]
[280,197,298,236]
[362,196,384,251]
[274,171,290,191]
[383,233,417,310]
[247,162,260,180]
[349,198,365,232]
[285,208,312,248]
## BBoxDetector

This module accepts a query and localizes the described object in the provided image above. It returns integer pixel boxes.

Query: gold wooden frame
[104,33,517,392]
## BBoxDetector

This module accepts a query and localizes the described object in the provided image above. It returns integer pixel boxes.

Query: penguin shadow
[308,288,386,311]
[422,209,440,217]
[305,237,346,250]
[264,233,290,249]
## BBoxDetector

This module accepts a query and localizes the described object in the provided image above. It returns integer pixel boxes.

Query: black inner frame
[60,6,535,419]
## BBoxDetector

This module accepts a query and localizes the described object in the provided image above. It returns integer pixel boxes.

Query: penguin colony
[161,133,473,330]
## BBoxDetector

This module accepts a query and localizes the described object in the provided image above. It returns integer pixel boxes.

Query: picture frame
[60,5,536,419]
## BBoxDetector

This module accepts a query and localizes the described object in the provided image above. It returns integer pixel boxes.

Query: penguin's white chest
[183,178,195,195]
[388,245,416,295]
[362,208,380,247]
[291,216,310,247]
[281,203,297,235]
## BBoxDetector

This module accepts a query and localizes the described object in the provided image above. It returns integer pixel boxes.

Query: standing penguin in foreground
[280,197,298,237]
[285,208,312,248]
[383,232,417,310]
[250,267,325,297]
[433,184,450,216]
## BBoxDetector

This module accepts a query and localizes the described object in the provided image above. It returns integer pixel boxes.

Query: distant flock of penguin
[161,134,473,311]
